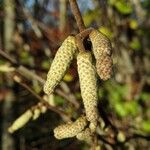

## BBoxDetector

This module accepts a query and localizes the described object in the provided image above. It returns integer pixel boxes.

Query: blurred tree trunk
[1,0,16,150]
[4,0,15,51]
[59,0,67,33]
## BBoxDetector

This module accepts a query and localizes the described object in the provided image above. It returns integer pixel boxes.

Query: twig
[69,0,85,32]
[0,49,79,108]
[13,75,71,122]
[69,1,94,52]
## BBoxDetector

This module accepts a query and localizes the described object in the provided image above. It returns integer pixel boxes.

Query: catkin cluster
[44,36,77,95]
[89,29,113,80]
[54,116,87,139]
[44,29,112,141]
[77,52,98,132]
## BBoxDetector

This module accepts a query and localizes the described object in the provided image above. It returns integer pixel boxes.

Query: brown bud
[89,29,113,80]
[54,116,87,139]
[77,52,98,131]
[44,36,78,95]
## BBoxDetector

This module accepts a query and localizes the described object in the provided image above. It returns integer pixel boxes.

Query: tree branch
[69,0,85,32]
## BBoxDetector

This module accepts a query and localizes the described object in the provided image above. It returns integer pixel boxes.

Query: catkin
[76,128,93,143]
[8,110,33,133]
[77,52,98,132]
[44,36,77,95]
[89,29,113,80]
[54,116,87,139]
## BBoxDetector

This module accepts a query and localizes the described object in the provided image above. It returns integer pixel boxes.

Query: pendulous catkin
[77,52,98,132]
[54,116,87,139]
[76,128,93,143]
[89,29,113,80]
[8,102,48,133]
[44,36,78,95]
[8,110,33,133]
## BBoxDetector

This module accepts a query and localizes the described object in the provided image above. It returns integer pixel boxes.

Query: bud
[8,110,32,133]
[44,36,77,94]
[32,108,41,120]
[77,52,98,132]
[89,29,113,80]
[54,116,87,139]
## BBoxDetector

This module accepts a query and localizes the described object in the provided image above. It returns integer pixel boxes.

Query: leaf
[83,9,100,27]
[41,60,50,70]
[115,103,128,117]
[140,92,150,102]
[124,101,139,116]
[129,38,141,50]
[110,0,133,15]
[129,19,138,30]
[54,95,65,106]
[98,27,113,39]
[141,121,150,133]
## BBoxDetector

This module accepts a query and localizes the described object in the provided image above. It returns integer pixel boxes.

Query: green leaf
[83,9,100,27]
[124,101,139,116]
[54,95,65,106]
[115,0,132,15]
[99,27,113,39]
[41,60,50,70]
[129,38,141,50]
[115,103,128,117]
[129,19,138,30]
[140,93,150,102]
[141,121,150,133]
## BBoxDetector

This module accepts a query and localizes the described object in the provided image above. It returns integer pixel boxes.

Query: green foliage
[105,82,141,117]
[98,27,113,39]
[109,0,133,14]
[20,51,33,64]
[41,60,50,70]
[54,95,65,106]
[129,38,141,50]
[141,121,150,133]
[83,9,100,27]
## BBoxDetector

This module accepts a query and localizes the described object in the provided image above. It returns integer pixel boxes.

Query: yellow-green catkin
[8,110,32,133]
[44,36,77,95]
[77,52,98,132]
[76,128,93,143]
[89,29,113,80]
[54,116,87,139]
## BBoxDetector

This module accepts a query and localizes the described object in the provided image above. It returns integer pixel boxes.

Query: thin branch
[69,0,85,32]
[13,75,71,122]
[0,49,79,108]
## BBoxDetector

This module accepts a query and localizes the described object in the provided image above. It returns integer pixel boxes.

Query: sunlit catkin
[76,128,93,143]
[77,52,98,132]
[89,29,113,80]
[54,116,87,139]
[8,110,32,133]
[44,36,77,95]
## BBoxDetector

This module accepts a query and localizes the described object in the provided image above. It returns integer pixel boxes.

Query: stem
[13,75,71,122]
[0,49,79,108]
[69,0,85,32]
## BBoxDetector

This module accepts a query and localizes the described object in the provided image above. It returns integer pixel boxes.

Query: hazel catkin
[54,116,87,139]
[89,29,113,80]
[44,36,77,95]
[8,110,33,133]
[76,128,93,143]
[77,52,98,132]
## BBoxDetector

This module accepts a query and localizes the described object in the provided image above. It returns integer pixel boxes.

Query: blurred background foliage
[0,0,150,149]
